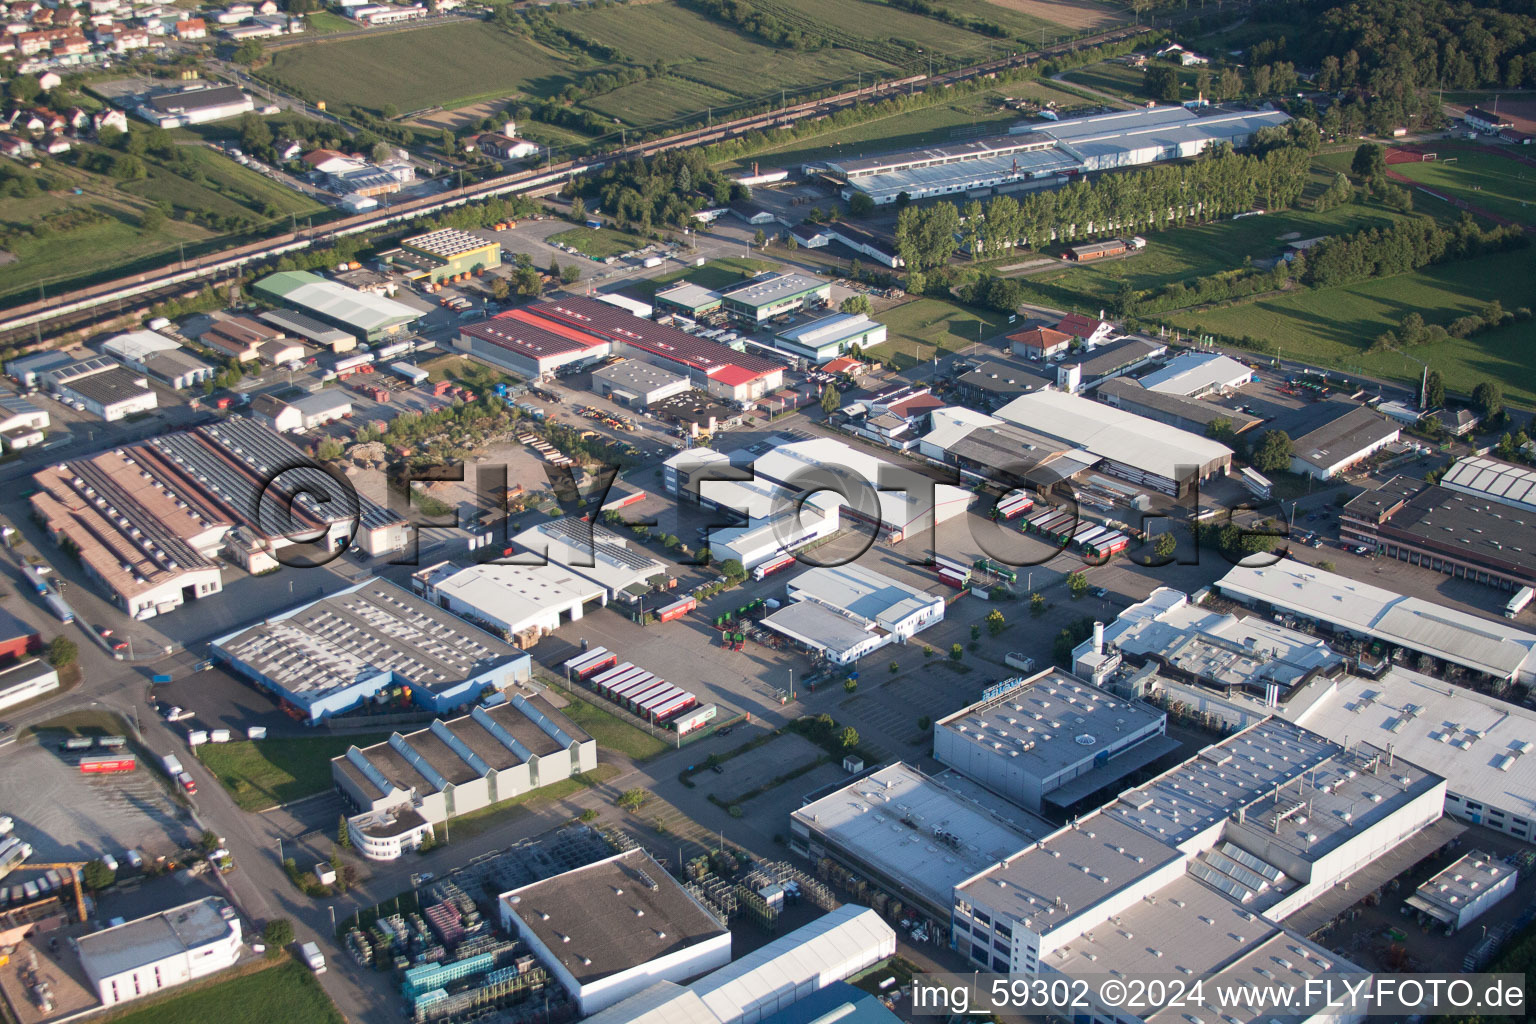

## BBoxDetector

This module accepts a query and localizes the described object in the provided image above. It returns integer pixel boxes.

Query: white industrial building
[102,331,214,390]
[704,494,843,572]
[772,314,887,364]
[993,389,1231,496]
[762,563,943,664]
[76,897,242,1007]
[827,106,1291,205]
[1280,666,1536,843]
[1289,406,1401,479]
[933,669,1173,815]
[511,518,669,603]
[45,357,158,421]
[580,906,897,1024]
[1136,351,1254,397]
[954,717,1445,989]
[333,693,596,856]
[412,559,607,642]
[0,659,59,711]
[1215,560,1536,687]
[134,83,254,127]
[253,391,352,432]
[746,435,972,543]
[500,848,733,1015]
[790,762,1044,920]
[1405,851,1518,931]
[0,390,49,450]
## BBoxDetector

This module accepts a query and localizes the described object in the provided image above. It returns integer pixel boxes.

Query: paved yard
[0,741,197,862]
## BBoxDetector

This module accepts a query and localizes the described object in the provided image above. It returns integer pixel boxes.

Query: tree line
[893,121,1320,278]
[1302,215,1529,289]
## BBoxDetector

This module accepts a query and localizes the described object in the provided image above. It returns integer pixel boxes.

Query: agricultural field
[1386,148,1536,227]
[261,21,576,113]
[0,140,323,304]
[715,80,1102,173]
[101,963,343,1024]
[1008,199,1428,313]
[1165,245,1536,404]
[867,296,1012,367]
[259,0,1101,128]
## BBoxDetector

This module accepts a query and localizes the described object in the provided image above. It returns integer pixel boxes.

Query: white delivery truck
[300,941,326,973]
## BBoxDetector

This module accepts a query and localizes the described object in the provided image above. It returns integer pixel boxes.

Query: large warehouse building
[718,273,831,326]
[1280,666,1536,845]
[411,559,607,644]
[791,762,1043,921]
[254,270,423,344]
[825,105,1291,205]
[1289,405,1401,479]
[1441,454,1536,515]
[31,418,409,617]
[993,389,1232,496]
[334,692,595,856]
[500,848,732,1014]
[212,578,532,721]
[511,518,670,603]
[1341,473,1536,592]
[954,717,1443,973]
[1215,560,1536,687]
[934,669,1172,816]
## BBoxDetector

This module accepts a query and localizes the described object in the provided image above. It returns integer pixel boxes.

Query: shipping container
[656,596,696,623]
[752,553,796,581]
[59,736,94,751]
[95,736,127,750]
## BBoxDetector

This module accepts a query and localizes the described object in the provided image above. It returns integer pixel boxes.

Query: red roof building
[1008,325,1073,360]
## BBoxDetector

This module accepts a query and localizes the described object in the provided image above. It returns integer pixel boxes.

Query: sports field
[1387,147,1536,227]
[1166,246,1536,403]
[260,0,1107,126]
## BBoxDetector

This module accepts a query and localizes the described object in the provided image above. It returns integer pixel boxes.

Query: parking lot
[0,738,197,863]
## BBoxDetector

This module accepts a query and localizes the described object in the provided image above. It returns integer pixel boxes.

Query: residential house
[174,16,206,38]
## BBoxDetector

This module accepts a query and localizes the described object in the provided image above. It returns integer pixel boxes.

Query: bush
[82,859,116,891]
[618,788,650,812]
[949,643,963,662]
[200,829,222,853]
[728,804,744,818]
[917,716,931,730]
[262,918,293,956]
[889,660,900,675]
[579,808,598,822]
[843,678,858,693]
[46,635,77,668]
[838,726,859,749]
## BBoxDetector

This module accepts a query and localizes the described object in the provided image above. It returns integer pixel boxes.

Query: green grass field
[1166,245,1536,403]
[639,256,778,296]
[549,226,651,259]
[868,297,1011,367]
[198,734,389,811]
[1387,148,1536,227]
[101,963,342,1024]
[549,688,669,761]
[1008,201,1427,313]
[300,10,357,33]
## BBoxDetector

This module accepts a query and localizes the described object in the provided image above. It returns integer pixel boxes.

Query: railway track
[0,23,1146,346]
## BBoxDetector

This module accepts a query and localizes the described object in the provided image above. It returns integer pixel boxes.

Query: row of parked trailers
[1019,506,1130,557]
[562,647,712,732]
[995,492,1036,520]
[929,554,972,590]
